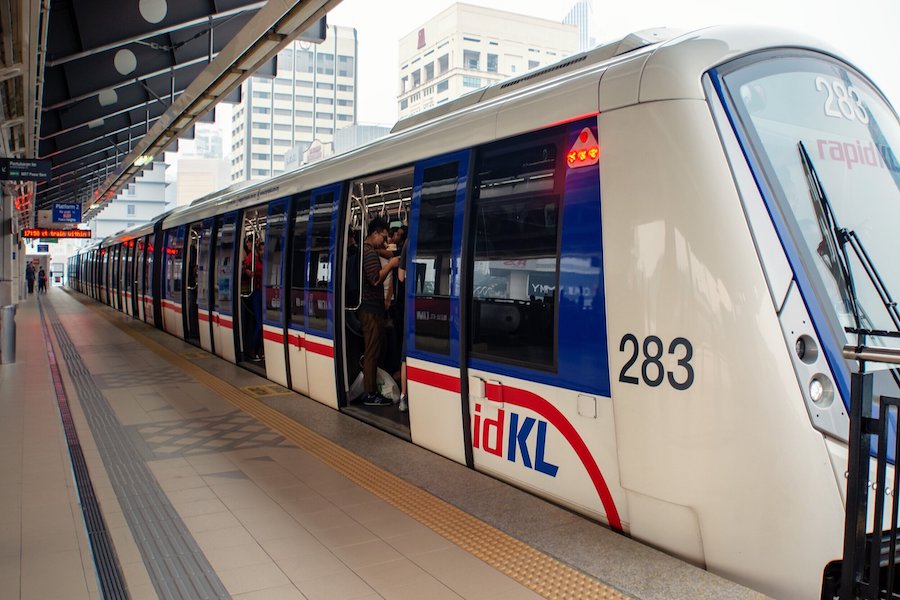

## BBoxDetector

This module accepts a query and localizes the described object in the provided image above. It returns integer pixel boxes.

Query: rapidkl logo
[472,403,559,477]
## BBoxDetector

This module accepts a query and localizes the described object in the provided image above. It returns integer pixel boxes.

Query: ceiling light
[98,88,118,106]
[139,0,167,24]
[88,118,105,129]
[114,49,137,75]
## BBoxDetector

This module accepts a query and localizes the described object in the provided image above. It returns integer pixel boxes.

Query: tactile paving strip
[85,298,631,600]
[45,300,230,600]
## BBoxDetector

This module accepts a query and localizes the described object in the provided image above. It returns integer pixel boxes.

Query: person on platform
[38,267,47,294]
[25,263,35,294]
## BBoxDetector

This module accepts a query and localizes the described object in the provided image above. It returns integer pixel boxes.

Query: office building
[90,161,169,239]
[230,25,358,182]
[564,0,595,52]
[397,3,578,119]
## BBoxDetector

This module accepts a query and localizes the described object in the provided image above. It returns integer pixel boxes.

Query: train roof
[150,24,843,231]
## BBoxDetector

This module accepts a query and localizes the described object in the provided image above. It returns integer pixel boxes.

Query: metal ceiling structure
[0,0,342,228]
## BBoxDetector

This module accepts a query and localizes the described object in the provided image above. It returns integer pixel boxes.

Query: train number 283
[618,334,694,390]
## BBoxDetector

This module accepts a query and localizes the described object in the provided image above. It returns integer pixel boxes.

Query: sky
[327,0,900,125]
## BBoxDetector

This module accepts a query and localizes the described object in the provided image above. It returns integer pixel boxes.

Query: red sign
[566,128,600,168]
[22,228,92,239]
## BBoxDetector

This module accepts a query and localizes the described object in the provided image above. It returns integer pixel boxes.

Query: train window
[469,135,561,369]
[307,192,335,331]
[144,236,154,307]
[197,220,213,310]
[290,195,311,328]
[264,204,287,324]
[413,162,459,355]
[136,238,145,300]
[165,228,184,302]
[214,214,236,315]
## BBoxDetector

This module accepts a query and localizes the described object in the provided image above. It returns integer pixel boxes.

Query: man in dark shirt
[358,217,399,406]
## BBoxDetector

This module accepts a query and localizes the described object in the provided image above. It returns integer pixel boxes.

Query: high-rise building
[230,25,358,182]
[564,0,595,52]
[90,161,169,238]
[397,3,578,120]
[173,122,230,207]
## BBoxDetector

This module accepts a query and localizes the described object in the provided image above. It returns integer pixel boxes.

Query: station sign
[22,228,92,239]
[0,158,52,182]
[37,244,49,252]
[53,202,81,223]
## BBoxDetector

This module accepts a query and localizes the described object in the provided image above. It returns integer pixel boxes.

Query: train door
[116,244,124,310]
[123,242,133,316]
[196,218,215,353]
[262,199,289,386]
[143,234,155,324]
[340,172,411,428]
[463,123,625,529]
[133,238,144,318]
[286,187,339,404]
[121,243,131,315]
[100,247,113,305]
[238,207,266,372]
[286,194,311,396]
[161,226,185,337]
[211,212,237,362]
[111,246,120,309]
[183,223,201,346]
[403,152,470,463]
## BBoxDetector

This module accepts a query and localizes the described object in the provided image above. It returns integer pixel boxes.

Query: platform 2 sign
[53,202,81,223]
[22,228,92,239]
[0,158,52,182]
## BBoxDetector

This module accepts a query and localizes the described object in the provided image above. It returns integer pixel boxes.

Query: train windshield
[719,52,900,348]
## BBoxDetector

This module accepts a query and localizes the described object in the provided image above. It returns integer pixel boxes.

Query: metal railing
[840,344,900,599]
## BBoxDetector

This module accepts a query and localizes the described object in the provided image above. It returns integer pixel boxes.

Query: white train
[68,25,900,599]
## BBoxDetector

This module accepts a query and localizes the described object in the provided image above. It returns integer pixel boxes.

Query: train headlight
[809,375,834,407]
[795,335,818,364]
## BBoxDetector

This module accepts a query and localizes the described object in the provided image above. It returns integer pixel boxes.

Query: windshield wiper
[799,141,900,395]
[798,141,864,334]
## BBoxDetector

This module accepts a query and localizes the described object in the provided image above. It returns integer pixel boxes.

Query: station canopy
[3,0,340,222]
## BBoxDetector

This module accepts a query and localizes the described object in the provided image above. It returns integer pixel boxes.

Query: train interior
[184,224,201,345]
[239,208,267,374]
[341,168,413,436]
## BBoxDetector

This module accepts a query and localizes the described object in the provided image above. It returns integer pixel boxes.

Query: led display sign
[22,228,92,239]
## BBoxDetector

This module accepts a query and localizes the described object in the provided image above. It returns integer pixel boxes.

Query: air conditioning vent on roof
[499,56,588,90]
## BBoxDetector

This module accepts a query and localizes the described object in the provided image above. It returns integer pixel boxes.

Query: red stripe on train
[407,366,461,393]
[407,365,622,532]
[263,329,284,344]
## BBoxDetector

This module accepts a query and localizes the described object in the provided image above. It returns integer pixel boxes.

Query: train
[66,25,900,600]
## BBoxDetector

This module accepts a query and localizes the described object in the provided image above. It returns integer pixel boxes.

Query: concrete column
[0,187,13,307]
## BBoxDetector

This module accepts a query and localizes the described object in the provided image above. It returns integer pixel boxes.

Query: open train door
[289,185,340,407]
[211,211,238,363]
[404,151,472,465]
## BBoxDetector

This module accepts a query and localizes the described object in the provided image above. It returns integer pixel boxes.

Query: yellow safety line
[79,298,629,600]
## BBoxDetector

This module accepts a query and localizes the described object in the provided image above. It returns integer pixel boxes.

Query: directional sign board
[0,158,52,182]
[53,202,81,223]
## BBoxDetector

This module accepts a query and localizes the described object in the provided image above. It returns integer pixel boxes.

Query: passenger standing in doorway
[241,237,264,360]
[358,217,399,406]
[396,236,410,412]
[38,267,47,294]
[25,264,35,294]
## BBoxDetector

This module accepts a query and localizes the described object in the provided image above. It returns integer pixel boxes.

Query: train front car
[600,27,899,599]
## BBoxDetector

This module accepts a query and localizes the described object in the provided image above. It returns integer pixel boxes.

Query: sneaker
[363,393,392,406]
[399,394,408,412]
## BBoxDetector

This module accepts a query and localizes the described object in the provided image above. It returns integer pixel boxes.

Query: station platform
[0,288,767,600]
